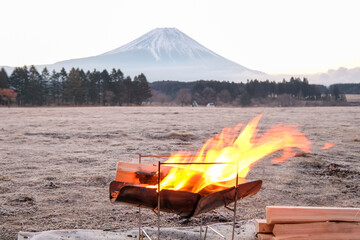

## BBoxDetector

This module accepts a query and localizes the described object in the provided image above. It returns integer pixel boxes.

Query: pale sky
[1,0,359,75]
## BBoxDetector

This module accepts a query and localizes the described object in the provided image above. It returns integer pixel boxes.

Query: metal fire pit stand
[137,154,240,240]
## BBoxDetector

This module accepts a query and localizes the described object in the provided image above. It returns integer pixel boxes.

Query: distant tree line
[329,83,360,94]
[1,65,352,107]
[0,66,151,106]
[151,78,347,106]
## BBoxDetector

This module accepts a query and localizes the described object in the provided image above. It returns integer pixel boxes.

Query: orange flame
[321,142,335,150]
[152,115,310,194]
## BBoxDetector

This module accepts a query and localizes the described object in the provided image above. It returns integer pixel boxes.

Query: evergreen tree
[59,68,68,104]
[134,73,152,105]
[63,68,86,105]
[9,66,29,105]
[0,68,9,88]
[41,67,51,105]
[59,68,68,81]
[100,70,111,105]
[240,89,251,106]
[123,76,133,104]
[49,70,61,105]
[85,70,92,104]
[110,68,124,82]
[133,76,140,105]
[88,69,101,104]
[79,69,88,104]
[28,65,43,105]
[111,68,125,105]
[332,85,340,100]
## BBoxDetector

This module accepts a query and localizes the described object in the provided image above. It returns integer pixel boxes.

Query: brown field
[1,106,360,239]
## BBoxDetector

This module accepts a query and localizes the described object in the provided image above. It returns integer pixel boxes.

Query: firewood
[271,233,360,240]
[256,219,274,233]
[115,162,173,185]
[266,206,360,224]
[257,233,275,240]
[273,221,360,235]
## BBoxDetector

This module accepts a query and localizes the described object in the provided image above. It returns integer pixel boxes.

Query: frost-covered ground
[1,106,359,239]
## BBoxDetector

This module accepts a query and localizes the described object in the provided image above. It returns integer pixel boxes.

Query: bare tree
[175,88,192,106]
[202,87,216,104]
[216,89,232,105]
[150,90,171,105]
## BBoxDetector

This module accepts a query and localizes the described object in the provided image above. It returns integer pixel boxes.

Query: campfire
[110,115,311,218]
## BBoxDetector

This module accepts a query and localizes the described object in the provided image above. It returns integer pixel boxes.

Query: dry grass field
[1,106,359,239]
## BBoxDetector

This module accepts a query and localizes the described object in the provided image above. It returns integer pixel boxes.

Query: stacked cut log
[255,206,360,240]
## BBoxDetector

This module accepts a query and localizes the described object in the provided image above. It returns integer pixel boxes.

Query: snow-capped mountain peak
[101,28,218,61]
[22,27,265,82]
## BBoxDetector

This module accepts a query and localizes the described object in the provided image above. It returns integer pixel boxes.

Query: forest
[329,83,360,94]
[0,66,353,107]
[0,66,151,106]
[150,79,348,106]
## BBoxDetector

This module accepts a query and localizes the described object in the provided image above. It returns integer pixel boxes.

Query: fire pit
[109,115,311,239]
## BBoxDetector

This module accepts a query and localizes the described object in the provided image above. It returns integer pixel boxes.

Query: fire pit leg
[138,154,142,240]
[231,168,239,240]
[204,225,208,239]
[200,215,203,240]
[138,207,142,240]
[157,161,161,240]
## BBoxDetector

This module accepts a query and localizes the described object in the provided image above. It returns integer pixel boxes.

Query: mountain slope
[51,28,265,82]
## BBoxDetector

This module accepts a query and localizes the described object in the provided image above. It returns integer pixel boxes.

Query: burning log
[114,162,172,185]
[110,163,262,218]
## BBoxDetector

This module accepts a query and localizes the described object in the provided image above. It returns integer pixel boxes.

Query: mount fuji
[49,28,265,82]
